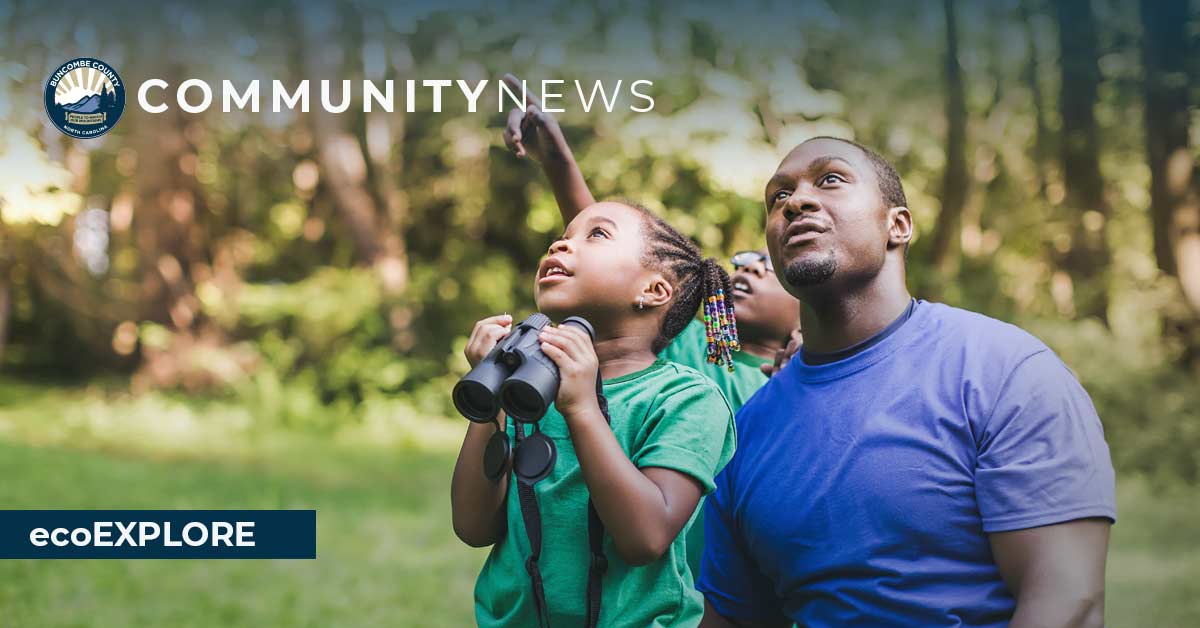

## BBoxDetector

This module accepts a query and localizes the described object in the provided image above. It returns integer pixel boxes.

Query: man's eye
[819,173,846,186]
[589,227,609,238]
[772,190,791,203]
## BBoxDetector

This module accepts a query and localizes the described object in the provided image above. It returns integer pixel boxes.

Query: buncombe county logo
[44,57,125,139]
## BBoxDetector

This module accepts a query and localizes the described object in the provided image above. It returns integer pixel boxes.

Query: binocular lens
[500,381,547,422]
[500,360,559,422]
[452,380,501,422]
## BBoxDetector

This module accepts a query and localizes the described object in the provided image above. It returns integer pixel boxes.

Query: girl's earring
[637,296,645,310]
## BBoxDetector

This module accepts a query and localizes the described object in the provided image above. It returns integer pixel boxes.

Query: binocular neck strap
[513,372,612,628]
[585,371,610,628]
[513,442,550,628]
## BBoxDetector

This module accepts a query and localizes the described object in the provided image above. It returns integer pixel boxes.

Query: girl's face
[534,202,661,328]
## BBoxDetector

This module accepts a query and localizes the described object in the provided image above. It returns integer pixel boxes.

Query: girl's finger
[503,73,544,110]
[539,339,568,367]
[555,326,592,355]
[538,328,567,350]
[481,324,509,344]
[541,331,582,361]
[501,73,522,94]
[505,108,525,155]
[478,313,514,329]
[543,329,592,364]
[524,105,542,123]
[470,315,512,346]
[556,324,588,344]
[506,108,523,137]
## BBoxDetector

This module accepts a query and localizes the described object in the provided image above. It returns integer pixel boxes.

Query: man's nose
[783,188,821,220]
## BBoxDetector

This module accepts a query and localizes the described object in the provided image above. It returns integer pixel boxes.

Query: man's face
[763,138,895,299]
[730,248,800,342]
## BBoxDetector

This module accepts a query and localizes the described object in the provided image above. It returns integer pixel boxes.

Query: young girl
[451,200,738,627]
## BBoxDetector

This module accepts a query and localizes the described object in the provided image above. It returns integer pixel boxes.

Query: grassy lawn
[0,381,1195,626]
[1105,480,1200,627]
[0,439,485,628]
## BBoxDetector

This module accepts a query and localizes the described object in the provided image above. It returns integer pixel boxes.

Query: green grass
[0,380,1195,626]
[0,378,485,627]
[0,439,486,628]
[1105,480,1200,627]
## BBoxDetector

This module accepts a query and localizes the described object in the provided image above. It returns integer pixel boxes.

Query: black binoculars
[453,313,595,423]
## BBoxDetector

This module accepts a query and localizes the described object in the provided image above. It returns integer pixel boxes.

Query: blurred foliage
[0,0,1198,481]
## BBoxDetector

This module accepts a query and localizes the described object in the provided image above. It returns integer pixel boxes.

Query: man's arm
[991,518,1110,628]
[501,73,596,222]
[973,347,1116,627]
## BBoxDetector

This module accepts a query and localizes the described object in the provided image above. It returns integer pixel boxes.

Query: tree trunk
[300,5,409,295]
[132,74,201,329]
[1140,0,1200,316]
[1055,0,1110,322]
[300,7,377,266]
[927,0,970,282]
[1019,0,1050,197]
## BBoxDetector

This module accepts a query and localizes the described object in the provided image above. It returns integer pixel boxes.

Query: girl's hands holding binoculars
[465,314,513,368]
[538,324,601,421]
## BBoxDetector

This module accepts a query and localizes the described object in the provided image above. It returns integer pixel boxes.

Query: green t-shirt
[474,359,736,628]
[658,318,771,577]
[658,319,770,413]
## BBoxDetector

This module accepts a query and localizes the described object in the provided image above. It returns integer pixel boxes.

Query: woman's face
[534,202,657,325]
[729,248,801,344]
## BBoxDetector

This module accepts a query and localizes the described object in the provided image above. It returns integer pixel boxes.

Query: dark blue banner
[0,510,316,559]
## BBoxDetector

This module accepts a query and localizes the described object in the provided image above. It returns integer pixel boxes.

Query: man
[698,137,1116,628]
[501,73,799,410]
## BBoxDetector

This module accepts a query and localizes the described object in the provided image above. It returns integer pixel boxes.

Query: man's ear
[887,206,913,249]
[640,275,673,309]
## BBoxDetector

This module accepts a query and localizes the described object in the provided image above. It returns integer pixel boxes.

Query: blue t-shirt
[697,301,1116,627]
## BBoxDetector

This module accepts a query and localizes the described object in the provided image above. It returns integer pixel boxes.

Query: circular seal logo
[44,57,126,139]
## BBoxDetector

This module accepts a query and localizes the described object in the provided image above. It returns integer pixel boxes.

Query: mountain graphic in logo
[44,58,126,139]
[61,94,103,113]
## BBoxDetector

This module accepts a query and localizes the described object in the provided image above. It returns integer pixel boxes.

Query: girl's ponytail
[698,258,740,371]
[619,200,741,370]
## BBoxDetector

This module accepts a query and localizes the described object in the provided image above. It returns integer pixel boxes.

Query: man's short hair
[809,136,907,210]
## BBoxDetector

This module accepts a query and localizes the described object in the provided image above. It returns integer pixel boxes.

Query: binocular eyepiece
[453,314,595,423]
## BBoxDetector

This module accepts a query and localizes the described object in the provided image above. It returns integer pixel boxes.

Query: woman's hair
[617,200,741,370]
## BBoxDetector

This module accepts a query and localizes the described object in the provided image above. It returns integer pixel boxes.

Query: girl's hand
[502,73,570,164]
[538,324,600,420]
[464,314,514,368]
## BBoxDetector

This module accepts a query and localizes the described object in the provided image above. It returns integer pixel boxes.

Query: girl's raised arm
[501,73,596,223]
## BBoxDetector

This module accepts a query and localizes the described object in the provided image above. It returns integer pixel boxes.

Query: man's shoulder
[921,301,1051,360]
[920,303,1089,422]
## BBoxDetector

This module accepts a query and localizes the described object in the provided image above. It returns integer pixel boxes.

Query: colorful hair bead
[698,260,741,371]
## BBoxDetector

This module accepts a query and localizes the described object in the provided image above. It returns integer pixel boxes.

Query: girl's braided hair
[618,200,741,370]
